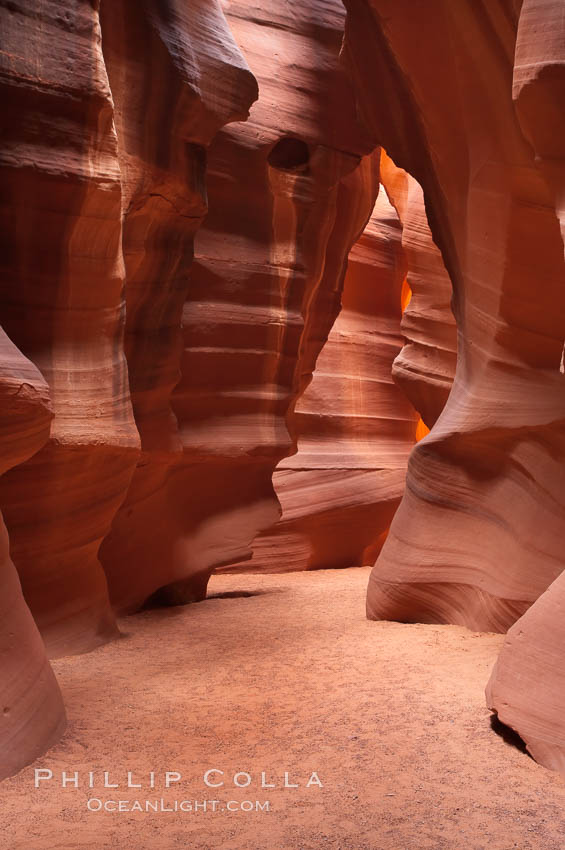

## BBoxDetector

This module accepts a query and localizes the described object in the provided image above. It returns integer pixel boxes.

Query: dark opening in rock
[267,137,310,170]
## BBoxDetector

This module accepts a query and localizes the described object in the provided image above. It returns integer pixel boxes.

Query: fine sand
[3,568,565,849]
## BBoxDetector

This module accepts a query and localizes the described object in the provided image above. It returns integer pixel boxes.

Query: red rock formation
[223,185,420,573]
[343,0,565,633]
[98,0,259,453]
[0,0,257,655]
[379,152,456,429]
[513,0,565,244]
[0,0,140,657]
[100,0,375,612]
[0,329,65,779]
[486,570,565,779]
[486,0,565,780]
[97,0,258,610]
[3,0,564,788]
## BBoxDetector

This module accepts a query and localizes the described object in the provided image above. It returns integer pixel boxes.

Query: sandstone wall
[0,0,140,657]
[485,0,565,780]
[100,0,376,611]
[0,330,65,779]
[343,0,565,634]
[0,0,257,653]
[380,152,457,429]
[3,0,565,785]
[222,185,421,574]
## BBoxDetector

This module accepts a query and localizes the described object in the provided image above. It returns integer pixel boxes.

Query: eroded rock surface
[223,185,420,574]
[380,152,456,429]
[100,0,375,611]
[97,0,258,612]
[0,0,140,656]
[343,0,565,633]
[0,0,257,654]
[485,0,565,780]
[486,570,565,780]
[2,0,565,788]
[0,330,65,779]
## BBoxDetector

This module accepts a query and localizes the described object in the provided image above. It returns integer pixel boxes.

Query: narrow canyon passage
[3,0,565,843]
[3,569,564,850]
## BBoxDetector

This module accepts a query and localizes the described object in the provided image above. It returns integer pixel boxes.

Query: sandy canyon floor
[2,567,565,849]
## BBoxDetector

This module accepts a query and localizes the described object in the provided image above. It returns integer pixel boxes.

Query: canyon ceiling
[1,0,564,784]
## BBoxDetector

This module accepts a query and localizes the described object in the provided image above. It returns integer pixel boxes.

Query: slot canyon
[1,1,564,848]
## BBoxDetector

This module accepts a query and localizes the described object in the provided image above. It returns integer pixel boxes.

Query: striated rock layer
[380,152,456,429]
[100,0,376,612]
[343,0,565,633]
[97,0,258,611]
[0,0,140,657]
[0,329,65,779]
[486,570,565,779]
[0,0,257,655]
[486,0,565,780]
[222,186,421,574]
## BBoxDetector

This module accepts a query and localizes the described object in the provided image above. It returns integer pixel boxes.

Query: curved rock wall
[223,185,421,574]
[343,0,565,634]
[0,0,140,657]
[485,0,565,780]
[0,0,257,654]
[486,569,565,779]
[380,152,457,429]
[100,0,376,612]
[97,0,258,610]
[0,330,65,779]
[3,0,565,786]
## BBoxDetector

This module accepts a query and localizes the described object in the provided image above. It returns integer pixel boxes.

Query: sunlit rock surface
[222,187,420,574]
[380,152,456,429]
